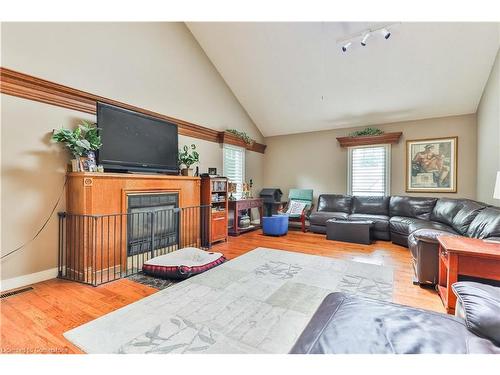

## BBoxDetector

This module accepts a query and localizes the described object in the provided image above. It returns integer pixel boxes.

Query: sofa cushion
[349,214,389,232]
[408,220,457,235]
[317,194,352,213]
[309,211,349,226]
[452,282,500,345]
[351,196,390,216]
[389,196,438,220]
[431,198,465,227]
[390,216,427,236]
[452,200,488,235]
[466,207,500,239]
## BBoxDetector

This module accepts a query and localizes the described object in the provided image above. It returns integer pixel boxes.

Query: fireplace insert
[127,193,179,256]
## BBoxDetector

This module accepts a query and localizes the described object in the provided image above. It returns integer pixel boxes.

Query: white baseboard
[1,267,59,292]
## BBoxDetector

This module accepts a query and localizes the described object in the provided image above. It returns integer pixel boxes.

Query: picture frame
[208,167,217,176]
[406,136,457,193]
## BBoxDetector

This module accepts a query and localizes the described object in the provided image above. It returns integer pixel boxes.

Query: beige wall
[1,22,263,284]
[263,114,477,203]
[476,48,500,205]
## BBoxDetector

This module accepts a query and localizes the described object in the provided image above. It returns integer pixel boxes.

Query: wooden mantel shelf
[336,132,402,148]
[0,67,267,154]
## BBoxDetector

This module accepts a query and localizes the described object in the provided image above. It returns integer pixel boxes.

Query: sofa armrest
[452,282,500,345]
[305,203,314,219]
[410,229,458,244]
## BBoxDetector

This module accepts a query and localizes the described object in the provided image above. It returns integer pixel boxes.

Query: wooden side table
[437,235,500,314]
[228,198,264,236]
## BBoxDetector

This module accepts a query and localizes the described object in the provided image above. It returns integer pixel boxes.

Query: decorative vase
[181,168,194,176]
[239,214,251,228]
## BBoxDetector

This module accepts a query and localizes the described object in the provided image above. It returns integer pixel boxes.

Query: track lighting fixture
[338,23,398,54]
[341,42,352,52]
[360,33,370,46]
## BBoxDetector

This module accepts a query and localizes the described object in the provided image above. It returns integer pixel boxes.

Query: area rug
[64,247,393,354]
[126,273,178,290]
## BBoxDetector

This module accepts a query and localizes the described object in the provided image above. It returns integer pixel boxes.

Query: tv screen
[97,102,178,173]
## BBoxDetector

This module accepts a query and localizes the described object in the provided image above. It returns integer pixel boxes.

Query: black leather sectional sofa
[309,194,500,284]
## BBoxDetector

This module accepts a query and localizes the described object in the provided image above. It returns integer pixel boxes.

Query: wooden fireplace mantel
[65,172,202,281]
[66,172,201,215]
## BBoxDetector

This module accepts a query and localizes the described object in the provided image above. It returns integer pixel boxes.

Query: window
[223,144,245,198]
[348,144,390,196]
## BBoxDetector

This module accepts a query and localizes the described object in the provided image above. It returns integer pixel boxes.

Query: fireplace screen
[127,193,179,256]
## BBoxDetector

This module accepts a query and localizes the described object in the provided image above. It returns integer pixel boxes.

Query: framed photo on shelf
[406,136,457,193]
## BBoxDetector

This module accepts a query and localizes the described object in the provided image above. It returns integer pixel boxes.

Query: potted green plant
[52,120,102,171]
[348,127,384,137]
[226,129,255,146]
[178,144,200,176]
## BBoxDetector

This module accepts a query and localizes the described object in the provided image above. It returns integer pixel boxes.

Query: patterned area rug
[64,248,393,354]
[126,273,178,290]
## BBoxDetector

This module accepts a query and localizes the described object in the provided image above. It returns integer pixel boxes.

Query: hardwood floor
[0,229,443,354]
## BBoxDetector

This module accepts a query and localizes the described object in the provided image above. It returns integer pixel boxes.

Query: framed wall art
[406,137,457,193]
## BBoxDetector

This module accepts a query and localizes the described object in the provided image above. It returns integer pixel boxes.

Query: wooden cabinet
[200,177,228,244]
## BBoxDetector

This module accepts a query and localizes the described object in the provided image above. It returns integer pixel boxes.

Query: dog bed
[142,247,226,280]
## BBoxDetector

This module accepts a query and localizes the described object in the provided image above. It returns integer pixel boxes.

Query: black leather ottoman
[326,219,374,245]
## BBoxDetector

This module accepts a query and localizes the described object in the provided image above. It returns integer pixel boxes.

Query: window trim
[347,143,391,196]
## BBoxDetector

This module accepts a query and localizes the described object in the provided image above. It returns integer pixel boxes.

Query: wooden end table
[437,235,500,314]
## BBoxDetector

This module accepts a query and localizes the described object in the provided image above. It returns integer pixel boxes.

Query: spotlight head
[361,33,370,46]
[381,28,391,39]
[341,42,352,52]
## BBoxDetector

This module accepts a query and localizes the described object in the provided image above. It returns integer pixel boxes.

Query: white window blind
[223,144,245,198]
[348,145,390,196]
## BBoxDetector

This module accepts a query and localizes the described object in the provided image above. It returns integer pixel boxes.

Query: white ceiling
[187,22,500,137]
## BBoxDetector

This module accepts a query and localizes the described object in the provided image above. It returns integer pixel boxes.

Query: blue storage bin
[262,214,289,236]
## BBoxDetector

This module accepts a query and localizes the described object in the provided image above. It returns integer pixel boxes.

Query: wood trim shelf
[0,67,266,154]
[336,132,402,148]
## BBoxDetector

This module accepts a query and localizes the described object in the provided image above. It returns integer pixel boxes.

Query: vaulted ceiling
[187,22,500,137]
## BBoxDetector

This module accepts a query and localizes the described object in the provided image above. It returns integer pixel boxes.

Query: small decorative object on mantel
[337,129,402,148]
[52,120,102,172]
[178,144,200,176]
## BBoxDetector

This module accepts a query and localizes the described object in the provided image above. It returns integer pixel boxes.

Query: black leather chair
[290,282,500,354]
[308,194,500,285]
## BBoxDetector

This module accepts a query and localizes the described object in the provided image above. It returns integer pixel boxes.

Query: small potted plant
[226,129,255,146]
[52,121,102,172]
[348,127,384,137]
[178,144,200,176]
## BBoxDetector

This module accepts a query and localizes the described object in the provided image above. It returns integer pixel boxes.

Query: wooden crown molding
[0,67,266,154]
[336,132,402,148]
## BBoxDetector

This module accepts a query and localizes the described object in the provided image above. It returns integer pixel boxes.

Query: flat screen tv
[97,102,178,174]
